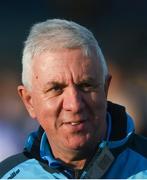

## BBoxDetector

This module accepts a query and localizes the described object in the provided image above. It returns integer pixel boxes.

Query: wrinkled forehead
[32,49,103,83]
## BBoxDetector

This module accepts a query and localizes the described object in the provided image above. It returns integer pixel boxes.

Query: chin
[66,134,94,151]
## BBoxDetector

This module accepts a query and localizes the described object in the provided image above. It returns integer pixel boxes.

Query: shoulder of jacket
[129,133,147,158]
[111,133,147,159]
[0,152,31,178]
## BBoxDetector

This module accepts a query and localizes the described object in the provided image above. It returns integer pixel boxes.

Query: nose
[63,85,85,113]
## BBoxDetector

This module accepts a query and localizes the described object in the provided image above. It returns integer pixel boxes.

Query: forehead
[32,49,102,84]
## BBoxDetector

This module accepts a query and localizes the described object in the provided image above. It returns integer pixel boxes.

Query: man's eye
[45,85,63,97]
[51,85,63,92]
[79,83,94,92]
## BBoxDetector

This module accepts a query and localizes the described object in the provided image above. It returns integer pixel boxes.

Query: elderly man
[1,19,147,179]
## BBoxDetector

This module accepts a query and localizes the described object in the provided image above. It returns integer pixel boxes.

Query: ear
[104,74,112,98]
[17,85,36,119]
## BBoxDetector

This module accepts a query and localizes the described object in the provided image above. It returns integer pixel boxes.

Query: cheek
[86,92,107,115]
[87,91,106,106]
[33,97,62,129]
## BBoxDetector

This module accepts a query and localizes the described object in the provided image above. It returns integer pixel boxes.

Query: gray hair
[22,19,108,89]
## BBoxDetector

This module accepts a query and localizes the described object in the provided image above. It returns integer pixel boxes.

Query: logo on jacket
[8,169,20,179]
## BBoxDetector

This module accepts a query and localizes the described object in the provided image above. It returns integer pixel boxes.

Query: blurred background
[0,0,147,161]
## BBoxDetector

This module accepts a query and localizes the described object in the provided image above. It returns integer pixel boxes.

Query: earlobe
[104,74,112,98]
[17,85,36,119]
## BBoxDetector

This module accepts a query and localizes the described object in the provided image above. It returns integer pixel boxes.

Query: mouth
[61,120,87,132]
[65,121,85,126]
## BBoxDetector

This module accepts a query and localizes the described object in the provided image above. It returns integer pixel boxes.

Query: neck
[61,157,87,170]
[50,143,98,170]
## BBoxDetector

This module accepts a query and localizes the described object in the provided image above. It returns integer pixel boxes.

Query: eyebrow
[43,81,66,89]
[46,81,66,86]
[44,76,99,89]
[78,77,98,84]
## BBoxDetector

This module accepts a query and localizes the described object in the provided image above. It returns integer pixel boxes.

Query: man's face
[19,49,110,156]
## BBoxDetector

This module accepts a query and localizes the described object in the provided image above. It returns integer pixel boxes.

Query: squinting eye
[52,85,63,92]
[44,84,64,98]
[79,83,94,92]
[46,86,63,97]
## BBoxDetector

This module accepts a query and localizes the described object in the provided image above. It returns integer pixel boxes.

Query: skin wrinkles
[18,48,111,169]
